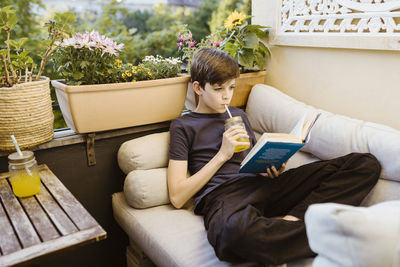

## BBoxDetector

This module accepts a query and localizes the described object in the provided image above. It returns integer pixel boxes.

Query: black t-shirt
[169,106,258,210]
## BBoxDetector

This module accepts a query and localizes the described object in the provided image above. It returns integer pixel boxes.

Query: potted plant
[51,31,190,133]
[0,6,74,151]
[178,10,270,107]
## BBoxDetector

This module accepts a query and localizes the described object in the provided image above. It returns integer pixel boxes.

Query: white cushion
[112,192,233,267]
[124,168,170,209]
[246,84,400,182]
[305,201,400,267]
[118,132,170,174]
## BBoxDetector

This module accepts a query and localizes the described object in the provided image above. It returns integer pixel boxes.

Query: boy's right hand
[218,125,249,161]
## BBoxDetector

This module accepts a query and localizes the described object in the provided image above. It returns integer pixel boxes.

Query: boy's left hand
[260,163,286,179]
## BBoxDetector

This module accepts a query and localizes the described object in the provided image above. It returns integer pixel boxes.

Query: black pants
[196,153,381,265]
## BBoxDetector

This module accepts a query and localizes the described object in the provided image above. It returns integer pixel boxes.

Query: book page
[289,114,306,138]
[302,113,321,142]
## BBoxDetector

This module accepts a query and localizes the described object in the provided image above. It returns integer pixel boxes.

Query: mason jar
[224,116,251,153]
[8,150,41,197]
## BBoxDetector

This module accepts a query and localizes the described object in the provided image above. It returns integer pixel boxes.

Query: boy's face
[196,79,235,113]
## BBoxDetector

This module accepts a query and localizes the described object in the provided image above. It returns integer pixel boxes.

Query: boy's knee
[349,152,381,180]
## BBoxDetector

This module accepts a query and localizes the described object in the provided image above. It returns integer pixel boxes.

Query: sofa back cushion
[118,132,170,174]
[246,84,400,182]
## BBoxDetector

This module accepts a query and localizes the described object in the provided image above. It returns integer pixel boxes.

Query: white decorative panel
[272,0,400,50]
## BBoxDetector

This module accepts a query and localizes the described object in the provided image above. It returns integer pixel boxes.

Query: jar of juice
[225,116,251,153]
[8,150,41,197]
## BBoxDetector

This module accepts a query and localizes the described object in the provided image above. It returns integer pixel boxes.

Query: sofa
[112,84,400,267]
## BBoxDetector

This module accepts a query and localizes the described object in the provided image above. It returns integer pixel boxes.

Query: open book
[239,113,321,173]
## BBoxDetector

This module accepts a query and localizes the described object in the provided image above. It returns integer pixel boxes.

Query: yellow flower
[122,73,126,79]
[115,59,122,68]
[224,11,246,30]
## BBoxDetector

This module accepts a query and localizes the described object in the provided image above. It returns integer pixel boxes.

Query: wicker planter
[51,75,190,133]
[0,77,54,151]
[185,70,267,110]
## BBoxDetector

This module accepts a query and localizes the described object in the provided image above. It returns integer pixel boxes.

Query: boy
[167,48,381,265]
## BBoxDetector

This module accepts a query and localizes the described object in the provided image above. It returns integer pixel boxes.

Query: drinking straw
[10,135,23,156]
[225,104,233,118]
[10,135,32,176]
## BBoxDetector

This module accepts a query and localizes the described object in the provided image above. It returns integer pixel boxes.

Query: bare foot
[282,215,300,221]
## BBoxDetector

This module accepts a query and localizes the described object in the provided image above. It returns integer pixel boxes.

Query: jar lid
[8,151,35,164]
[225,116,243,124]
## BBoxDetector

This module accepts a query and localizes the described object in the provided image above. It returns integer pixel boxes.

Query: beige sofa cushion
[305,201,400,267]
[246,84,400,182]
[124,168,170,209]
[118,132,170,174]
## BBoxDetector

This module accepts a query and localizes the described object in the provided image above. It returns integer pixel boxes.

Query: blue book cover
[239,113,321,173]
[239,141,305,173]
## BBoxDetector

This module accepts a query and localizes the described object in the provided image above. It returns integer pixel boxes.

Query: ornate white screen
[273,0,400,50]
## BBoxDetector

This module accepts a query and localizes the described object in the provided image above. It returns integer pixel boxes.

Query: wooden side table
[0,164,107,266]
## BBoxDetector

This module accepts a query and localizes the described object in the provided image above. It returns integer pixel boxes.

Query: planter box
[52,76,190,133]
[230,70,267,107]
[185,70,267,110]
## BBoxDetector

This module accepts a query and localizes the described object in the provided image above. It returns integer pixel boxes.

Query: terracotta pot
[51,75,190,133]
[185,70,267,110]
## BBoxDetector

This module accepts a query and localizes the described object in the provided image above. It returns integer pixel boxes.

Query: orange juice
[234,137,251,152]
[225,116,251,153]
[8,150,41,197]
[10,172,41,197]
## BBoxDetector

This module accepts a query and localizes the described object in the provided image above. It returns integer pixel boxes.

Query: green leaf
[243,32,258,49]
[72,72,84,80]
[8,40,18,48]
[80,61,89,68]
[254,51,265,70]
[237,49,254,69]
[6,13,18,29]
[259,41,271,57]
[20,51,30,57]
[18,38,28,48]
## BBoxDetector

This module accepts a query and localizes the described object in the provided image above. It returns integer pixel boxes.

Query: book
[239,113,321,173]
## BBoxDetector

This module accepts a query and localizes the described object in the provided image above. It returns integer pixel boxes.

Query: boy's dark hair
[190,48,240,88]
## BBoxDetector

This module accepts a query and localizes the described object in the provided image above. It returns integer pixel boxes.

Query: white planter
[52,76,190,133]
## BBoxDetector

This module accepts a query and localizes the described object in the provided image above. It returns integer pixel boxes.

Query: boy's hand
[260,163,286,179]
[218,125,249,161]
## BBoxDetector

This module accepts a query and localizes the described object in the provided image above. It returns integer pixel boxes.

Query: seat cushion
[112,192,232,267]
[305,201,400,267]
[113,192,313,267]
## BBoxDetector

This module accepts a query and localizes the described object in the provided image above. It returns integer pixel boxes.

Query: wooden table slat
[0,164,107,266]
[19,196,60,242]
[0,179,41,249]
[0,197,21,255]
[39,165,98,230]
[35,182,78,236]
[0,225,106,267]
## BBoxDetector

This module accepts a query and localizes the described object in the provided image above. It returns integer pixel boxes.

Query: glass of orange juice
[8,150,41,197]
[225,116,251,153]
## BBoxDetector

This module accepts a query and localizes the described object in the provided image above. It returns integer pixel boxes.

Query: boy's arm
[167,125,249,209]
[168,153,227,209]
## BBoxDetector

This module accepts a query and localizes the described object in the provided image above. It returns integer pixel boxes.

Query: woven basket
[0,77,54,151]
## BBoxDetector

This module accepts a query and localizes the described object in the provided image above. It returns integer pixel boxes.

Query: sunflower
[224,11,247,31]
